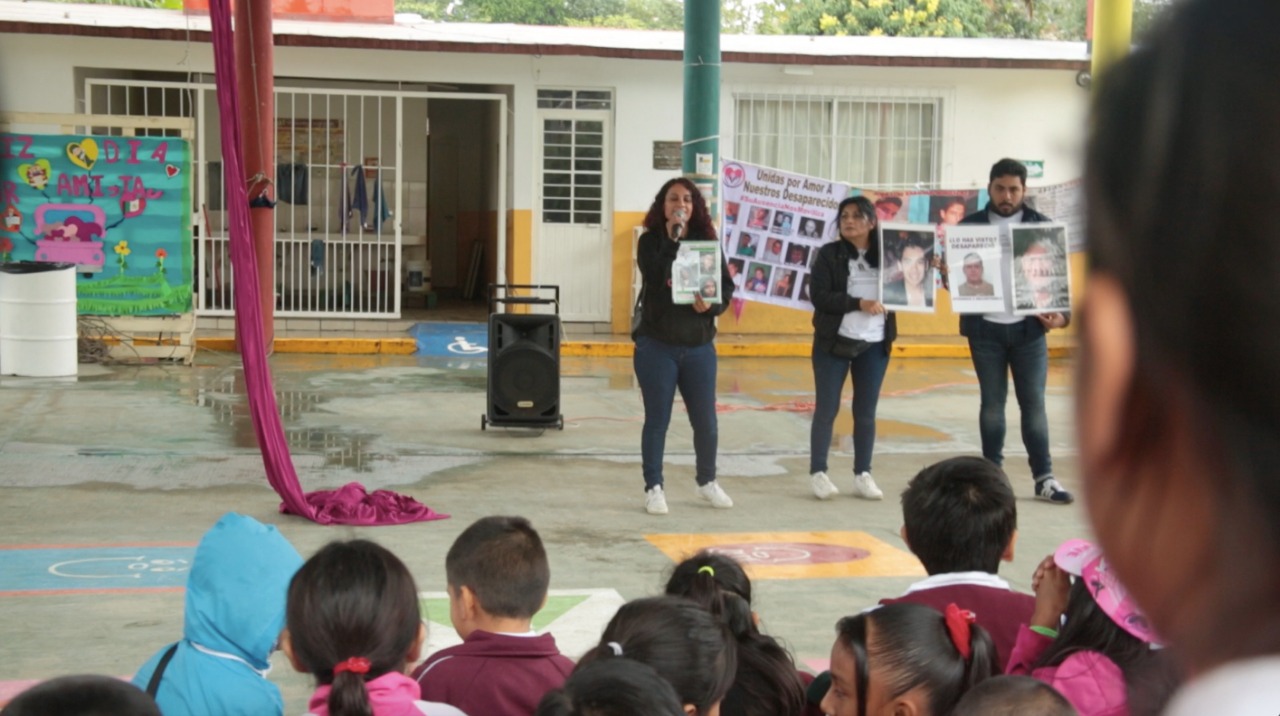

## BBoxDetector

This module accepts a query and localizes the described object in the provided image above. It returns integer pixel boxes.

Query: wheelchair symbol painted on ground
[447,336,488,355]
[0,545,194,595]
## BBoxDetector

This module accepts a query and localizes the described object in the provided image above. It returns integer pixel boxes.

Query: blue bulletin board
[0,133,193,315]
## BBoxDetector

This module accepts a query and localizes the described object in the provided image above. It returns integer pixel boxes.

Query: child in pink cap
[1006,539,1170,716]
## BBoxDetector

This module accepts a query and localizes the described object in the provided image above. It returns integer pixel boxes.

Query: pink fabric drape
[207,0,447,526]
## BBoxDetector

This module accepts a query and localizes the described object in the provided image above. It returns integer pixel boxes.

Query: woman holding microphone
[632,178,735,515]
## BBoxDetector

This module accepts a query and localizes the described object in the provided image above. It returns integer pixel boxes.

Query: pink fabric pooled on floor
[207,0,447,526]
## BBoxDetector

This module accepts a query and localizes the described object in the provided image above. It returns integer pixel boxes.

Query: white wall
[1,32,1089,214]
[718,63,1088,189]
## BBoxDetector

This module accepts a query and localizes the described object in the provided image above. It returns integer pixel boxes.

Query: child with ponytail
[536,659,685,716]
[664,551,811,716]
[575,596,736,716]
[821,602,997,716]
[282,540,466,716]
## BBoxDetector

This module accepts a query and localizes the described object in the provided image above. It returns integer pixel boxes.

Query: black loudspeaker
[484,313,563,430]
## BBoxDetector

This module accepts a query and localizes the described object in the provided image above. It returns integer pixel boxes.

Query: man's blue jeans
[810,340,891,475]
[967,320,1053,478]
[633,335,718,491]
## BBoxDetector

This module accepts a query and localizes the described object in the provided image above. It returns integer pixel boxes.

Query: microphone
[671,209,686,240]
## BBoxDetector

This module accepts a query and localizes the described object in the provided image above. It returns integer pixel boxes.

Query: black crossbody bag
[830,334,873,359]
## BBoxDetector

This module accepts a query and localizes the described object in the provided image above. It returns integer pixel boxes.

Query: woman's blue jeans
[809,340,891,475]
[966,320,1053,478]
[633,335,718,491]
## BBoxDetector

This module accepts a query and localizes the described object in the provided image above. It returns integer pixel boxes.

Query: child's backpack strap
[145,643,180,698]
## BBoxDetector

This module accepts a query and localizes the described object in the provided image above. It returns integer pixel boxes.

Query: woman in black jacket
[807,196,896,502]
[633,178,736,515]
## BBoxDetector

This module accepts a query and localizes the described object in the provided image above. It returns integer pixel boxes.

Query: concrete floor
[0,349,1087,709]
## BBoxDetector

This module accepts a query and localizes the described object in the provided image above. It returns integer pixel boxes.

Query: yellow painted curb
[196,337,418,355]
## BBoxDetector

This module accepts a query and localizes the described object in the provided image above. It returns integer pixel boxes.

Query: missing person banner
[943,225,1005,314]
[720,159,849,309]
[1011,224,1073,315]
[878,223,937,313]
[1026,180,1085,253]
[717,167,1084,316]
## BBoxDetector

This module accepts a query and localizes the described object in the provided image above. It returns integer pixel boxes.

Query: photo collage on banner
[878,223,937,313]
[1011,224,1072,314]
[719,160,849,309]
[943,225,1004,314]
[671,240,722,305]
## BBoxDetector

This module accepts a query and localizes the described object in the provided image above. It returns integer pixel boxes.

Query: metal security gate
[85,78,507,319]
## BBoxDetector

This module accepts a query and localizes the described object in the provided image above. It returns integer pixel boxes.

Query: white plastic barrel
[0,262,78,377]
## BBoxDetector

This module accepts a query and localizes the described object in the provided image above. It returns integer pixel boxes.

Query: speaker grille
[488,313,561,422]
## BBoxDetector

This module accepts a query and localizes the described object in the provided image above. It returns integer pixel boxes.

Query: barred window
[735,93,942,188]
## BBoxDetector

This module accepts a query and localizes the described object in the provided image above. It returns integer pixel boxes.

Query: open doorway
[415,96,503,323]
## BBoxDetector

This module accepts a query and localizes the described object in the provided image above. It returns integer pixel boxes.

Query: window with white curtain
[735,93,942,188]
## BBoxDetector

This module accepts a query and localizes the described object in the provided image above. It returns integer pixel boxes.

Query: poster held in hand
[943,225,1005,314]
[1011,224,1072,315]
[672,240,722,305]
[878,223,937,314]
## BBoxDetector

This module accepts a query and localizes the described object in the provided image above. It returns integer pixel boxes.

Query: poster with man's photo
[854,189,982,290]
[671,240,722,305]
[879,223,937,314]
[719,159,850,311]
[943,225,1005,314]
[1011,224,1071,315]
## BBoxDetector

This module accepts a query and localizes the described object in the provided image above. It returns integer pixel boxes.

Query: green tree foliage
[566,0,684,29]
[775,0,1045,39]
[752,0,1171,40]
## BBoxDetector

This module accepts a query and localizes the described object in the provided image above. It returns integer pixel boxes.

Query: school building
[0,0,1090,340]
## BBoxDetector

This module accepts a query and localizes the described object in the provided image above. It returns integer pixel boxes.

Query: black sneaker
[1035,476,1074,504]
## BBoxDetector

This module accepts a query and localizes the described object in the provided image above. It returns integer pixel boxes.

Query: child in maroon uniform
[878,456,1035,669]
[412,516,573,716]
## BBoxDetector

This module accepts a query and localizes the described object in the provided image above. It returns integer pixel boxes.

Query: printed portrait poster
[1010,224,1072,315]
[943,225,1004,314]
[879,223,937,314]
[852,188,982,289]
[671,240,722,305]
[0,133,193,315]
[720,159,849,310]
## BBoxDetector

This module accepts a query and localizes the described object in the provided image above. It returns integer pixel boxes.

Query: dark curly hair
[643,177,715,239]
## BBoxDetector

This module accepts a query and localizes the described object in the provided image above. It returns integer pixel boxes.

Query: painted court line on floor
[0,543,196,597]
[645,531,925,580]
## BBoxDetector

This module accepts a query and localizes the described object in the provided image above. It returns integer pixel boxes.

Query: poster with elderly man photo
[1011,224,1072,315]
[943,225,1004,314]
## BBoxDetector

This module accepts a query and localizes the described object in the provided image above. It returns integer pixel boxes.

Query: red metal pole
[234,0,276,351]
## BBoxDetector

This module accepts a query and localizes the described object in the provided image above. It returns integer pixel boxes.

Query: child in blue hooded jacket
[131,512,303,716]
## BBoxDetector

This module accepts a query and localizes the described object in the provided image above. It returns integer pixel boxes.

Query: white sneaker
[851,472,884,500]
[696,481,734,509]
[645,486,669,515]
[810,471,840,500]
[1035,476,1075,505]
